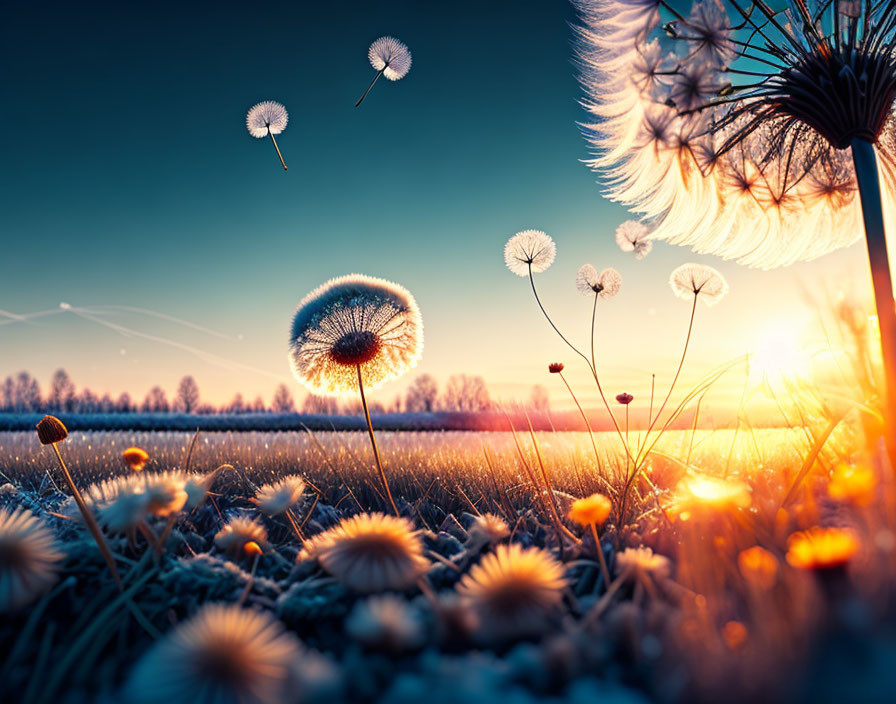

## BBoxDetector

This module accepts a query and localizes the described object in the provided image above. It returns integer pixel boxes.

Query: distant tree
[142,386,169,413]
[250,396,266,413]
[343,398,386,415]
[98,393,115,413]
[272,384,295,413]
[387,395,403,413]
[14,372,42,412]
[530,385,550,412]
[226,393,245,414]
[76,389,99,413]
[48,369,76,412]
[443,375,491,412]
[116,392,133,413]
[175,376,200,413]
[302,394,340,415]
[1,376,15,411]
[405,374,438,413]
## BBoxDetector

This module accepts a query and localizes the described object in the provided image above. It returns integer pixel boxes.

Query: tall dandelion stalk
[289,274,423,515]
[576,0,896,465]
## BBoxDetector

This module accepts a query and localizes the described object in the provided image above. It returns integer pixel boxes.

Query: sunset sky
[0,0,880,412]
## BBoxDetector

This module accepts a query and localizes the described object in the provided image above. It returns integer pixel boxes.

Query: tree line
[0,370,548,415]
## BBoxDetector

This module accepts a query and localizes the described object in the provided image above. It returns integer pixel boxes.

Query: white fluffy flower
[246,101,288,138]
[576,265,622,298]
[368,37,412,80]
[504,230,556,276]
[615,220,653,259]
[669,263,728,305]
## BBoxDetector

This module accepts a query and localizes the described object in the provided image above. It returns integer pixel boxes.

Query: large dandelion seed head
[669,263,728,305]
[504,230,557,276]
[254,475,306,517]
[457,543,566,641]
[300,512,429,593]
[246,101,288,138]
[288,274,423,396]
[575,264,622,298]
[125,605,306,704]
[615,220,653,259]
[0,508,63,613]
[368,36,412,80]
[574,0,896,268]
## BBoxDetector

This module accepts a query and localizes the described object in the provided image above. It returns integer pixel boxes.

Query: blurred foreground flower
[0,508,63,613]
[356,36,412,107]
[122,446,149,472]
[786,527,860,571]
[828,463,877,507]
[126,605,308,704]
[246,100,289,171]
[738,545,778,590]
[457,543,566,642]
[215,516,269,558]
[300,512,428,593]
[254,475,306,517]
[346,594,424,652]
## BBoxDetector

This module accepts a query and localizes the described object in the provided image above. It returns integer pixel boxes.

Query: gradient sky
[0,0,880,412]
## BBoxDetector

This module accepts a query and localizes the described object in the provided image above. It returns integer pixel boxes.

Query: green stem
[357,365,398,515]
[851,137,896,471]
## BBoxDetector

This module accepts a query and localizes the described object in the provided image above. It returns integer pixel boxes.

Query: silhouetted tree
[272,384,295,413]
[250,396,266,412]
[142,386,169,413]
[14,372,42,412]
[76,389,99,413]
[1,377,14,411]
[405,374,439,413]
[302,394,340,415]
[116,392,133,413]
[443,375,491,412]
[226,393,245,414]
[48,369,76,412]
[175,376,200,413]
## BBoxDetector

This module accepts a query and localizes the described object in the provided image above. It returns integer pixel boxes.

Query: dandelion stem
[357,365,399,516]
[590,522,612,591]
[48,443,121,589]
[851,137,896,472]
[267,127,287,171]
[355,67,386,108]
[557,371,602,473]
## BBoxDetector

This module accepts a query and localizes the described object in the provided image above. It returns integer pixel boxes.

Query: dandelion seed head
[126,605,305,704]
[468,512,510,546]
[368,36,412,80]
[246,101,288,138]
[144,471,189,517]
[615,546,671,580]
[82,474,149,533]
[576,265,622,298]
[669,263,728,305]
[346,594,424,652]
[0,508,63,613]
[300,512,428,593]
[254,475,306,517]
[615,220,653,259]
[288,274,423,396]
[575,0,896,267]
[504,230,556,276]
[457,543,566,641]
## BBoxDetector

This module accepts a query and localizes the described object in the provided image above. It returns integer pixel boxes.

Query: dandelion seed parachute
[615,220,652,259]
[288,274,423,396]
[669,263,728,306]
[575,264,622,298]
[356,36,412,107]
[246,100,289,171]
[504,230,557,276]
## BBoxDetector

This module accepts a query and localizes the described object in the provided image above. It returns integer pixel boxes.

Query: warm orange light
[786,527,859,570]
[828,463,877,507]
[668,474,751,519]
[568,493,612,527]
[121,446,149,472]
[243,541,263,557]
[738,546,779,589]
[722,621,748,651]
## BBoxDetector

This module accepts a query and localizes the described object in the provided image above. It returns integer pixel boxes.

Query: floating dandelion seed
[0,508,63,613]
[126,604,305,704]
[254,475,306,517]
[457,543,566,642]
[576,264,622,298]
[246,100,289,171]
[504,230,557,276]
[615,220,653,259]
[670,263,728,306]
[289,274,422,514]
[356,36,412,107]
[300,512,428,593]
[575,0,896,461]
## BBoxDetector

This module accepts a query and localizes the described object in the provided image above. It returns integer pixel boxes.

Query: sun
[749,321,811,384]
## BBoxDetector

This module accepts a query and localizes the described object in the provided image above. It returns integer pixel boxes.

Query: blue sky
[0,0,874,409]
